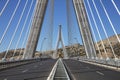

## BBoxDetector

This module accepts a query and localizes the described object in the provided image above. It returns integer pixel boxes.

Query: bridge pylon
[53,25,68,59]
[73,0,97,59]
[23,0,48,59]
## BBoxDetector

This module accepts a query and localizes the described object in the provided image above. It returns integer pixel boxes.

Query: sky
[0,0,120,53]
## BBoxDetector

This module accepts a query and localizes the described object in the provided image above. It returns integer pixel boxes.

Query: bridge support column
[23,0,48,59]
[53,25,68,59]
[73,0,97,59]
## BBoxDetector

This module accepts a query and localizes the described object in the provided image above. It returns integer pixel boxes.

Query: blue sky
[0,0,120,52]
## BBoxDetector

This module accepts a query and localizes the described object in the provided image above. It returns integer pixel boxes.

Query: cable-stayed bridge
[0,0,120,80]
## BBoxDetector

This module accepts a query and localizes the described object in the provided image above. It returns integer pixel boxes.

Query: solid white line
[59,59,70,80]
[47,60,58,80]
[111,0,120,15]
[96,71,104,76]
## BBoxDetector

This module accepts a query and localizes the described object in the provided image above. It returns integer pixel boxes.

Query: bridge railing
[78,57,120,69]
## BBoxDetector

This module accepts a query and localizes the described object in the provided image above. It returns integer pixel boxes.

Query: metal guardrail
[78,58,120,69]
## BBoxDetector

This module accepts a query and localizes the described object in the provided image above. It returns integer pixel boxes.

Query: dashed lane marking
[96,71,104,76]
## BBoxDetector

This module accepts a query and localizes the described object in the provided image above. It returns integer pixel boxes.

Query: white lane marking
[4,78,7,80]
[47,60,58,80]
[22,69,28,73]
[96,71,104,76]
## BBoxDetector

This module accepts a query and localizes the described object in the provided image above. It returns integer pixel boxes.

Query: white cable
[73,0,89,58]
[92,0,117,59]
[100,0,120,44]
[26,0,43,58]
[0,0,9,16]
[82,0,97,59]
[76,0,91,58]
[42,0,54,51]
[48,0,54,50]
[22,0,43,59]
[3,0,28,58]
[84,1,103,59]
[111,0,120,15]
[66,0,73,45]
[87,0,109,59]
[17,1,37,59]
[80,0,95,58]
[18,0,38,59]
[0,0,21,44]
[12,0,34,58]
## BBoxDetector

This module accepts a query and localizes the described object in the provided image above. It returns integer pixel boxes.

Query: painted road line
[96,71,104,76]
[22,69,28,73]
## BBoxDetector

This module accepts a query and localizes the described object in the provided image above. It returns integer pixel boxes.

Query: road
[0,59,120,80]
[64,59,120,80]
[0,59,56,80]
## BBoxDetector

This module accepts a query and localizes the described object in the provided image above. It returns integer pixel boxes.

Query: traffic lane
[0,60,46,76]
[0,61,39,75]
[64,59,120,80]
[0,59,56,80]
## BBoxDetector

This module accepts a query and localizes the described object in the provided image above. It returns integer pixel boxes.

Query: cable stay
[100,0,120,44]
[0,0,9,16]
[18,0,38,60]
[0,0,21,45]
[84,3,103,59]
[79,0,97,59]
[87,0,109,59]
[40,0,54,51]
[2,0,29,60]
[10,0,34,60]
[23,0,44,59]
[66,0,78,46]
[111,0,120,16]
[92,0,117,60]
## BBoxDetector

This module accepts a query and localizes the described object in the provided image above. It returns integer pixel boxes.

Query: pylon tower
[53,25,68,59]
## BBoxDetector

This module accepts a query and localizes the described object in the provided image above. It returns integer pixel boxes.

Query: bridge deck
[0,59,120,80]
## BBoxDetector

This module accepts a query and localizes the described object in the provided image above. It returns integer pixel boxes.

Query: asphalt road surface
[1,59,120,80]
[64,59,120,80]
[0,59,56,80]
